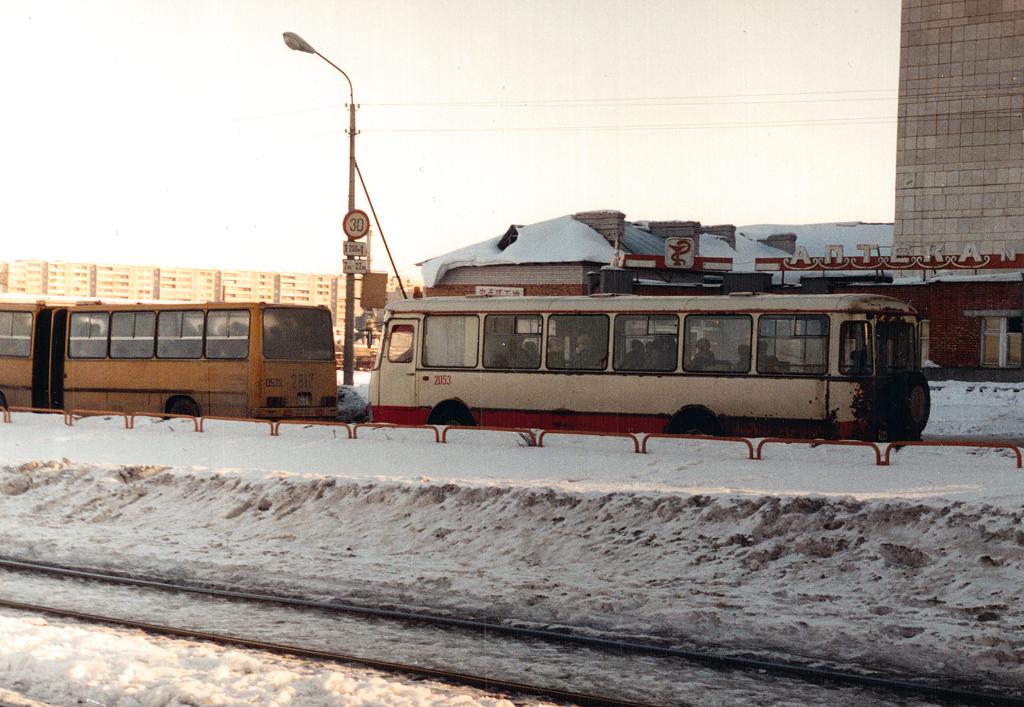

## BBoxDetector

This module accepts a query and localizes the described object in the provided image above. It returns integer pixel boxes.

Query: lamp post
[283,31,359,386]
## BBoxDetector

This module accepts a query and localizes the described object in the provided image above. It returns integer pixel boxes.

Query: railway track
[0,557,1018,707]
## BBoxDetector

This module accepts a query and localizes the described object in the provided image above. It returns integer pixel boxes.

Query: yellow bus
[368,293,930,442]
[0,301,338,420]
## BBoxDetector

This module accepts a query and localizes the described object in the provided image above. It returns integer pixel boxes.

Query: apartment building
[0,259,354,330]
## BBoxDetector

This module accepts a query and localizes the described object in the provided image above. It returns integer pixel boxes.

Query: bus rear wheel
[167,397,201,418]
[666,408,723,437]
[428,402,476,427]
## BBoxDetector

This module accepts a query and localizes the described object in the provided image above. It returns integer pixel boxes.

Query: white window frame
[980,316,1022,368]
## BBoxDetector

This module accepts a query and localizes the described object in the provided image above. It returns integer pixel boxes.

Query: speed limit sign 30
[343,210,370,240]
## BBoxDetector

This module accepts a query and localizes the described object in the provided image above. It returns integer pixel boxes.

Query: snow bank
[0,379,1021,703]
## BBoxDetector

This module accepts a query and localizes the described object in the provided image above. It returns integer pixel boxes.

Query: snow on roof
[737,222,894,254]
[419,215,616,287]
[920,270,1024,284]
[419,216,896,286]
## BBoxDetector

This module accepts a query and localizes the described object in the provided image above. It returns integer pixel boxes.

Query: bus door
[876,320,929,440]
[31,307,66,409]
[375,320,419,422]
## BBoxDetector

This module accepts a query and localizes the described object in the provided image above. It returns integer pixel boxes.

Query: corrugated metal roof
[621,222,664,255]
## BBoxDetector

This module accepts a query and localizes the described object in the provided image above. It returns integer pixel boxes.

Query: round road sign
[343,209,371,240]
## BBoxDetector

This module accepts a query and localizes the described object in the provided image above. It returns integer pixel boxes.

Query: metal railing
[3,408,1020,468]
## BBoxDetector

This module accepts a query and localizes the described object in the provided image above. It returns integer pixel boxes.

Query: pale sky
[2,1,901,282]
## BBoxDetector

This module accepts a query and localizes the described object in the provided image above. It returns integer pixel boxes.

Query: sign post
[343,209,371,312]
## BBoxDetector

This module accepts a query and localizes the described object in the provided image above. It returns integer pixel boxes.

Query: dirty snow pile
[0,375,1022,706]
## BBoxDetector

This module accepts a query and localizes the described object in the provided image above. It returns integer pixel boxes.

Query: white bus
[367,293,930,442]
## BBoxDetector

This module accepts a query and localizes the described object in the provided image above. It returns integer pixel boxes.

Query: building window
[981,316,1022,368]
[919,320,930,365]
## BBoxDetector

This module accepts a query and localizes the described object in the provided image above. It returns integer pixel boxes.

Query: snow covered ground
[0,374,1022,705]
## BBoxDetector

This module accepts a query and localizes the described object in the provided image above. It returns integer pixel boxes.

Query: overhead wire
[175,84,1019,136]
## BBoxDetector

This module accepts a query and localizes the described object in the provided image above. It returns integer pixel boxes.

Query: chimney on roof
[759,232,797,255]
[703,224,736,251]
[572,210,625,249]
[647,221,702,239]
[646,220,702,256]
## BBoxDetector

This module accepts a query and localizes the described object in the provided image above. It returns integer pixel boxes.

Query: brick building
[849,0,1024,380]
[416,0,1024,381]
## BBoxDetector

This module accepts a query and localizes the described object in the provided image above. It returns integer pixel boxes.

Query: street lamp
[283,31,359,387]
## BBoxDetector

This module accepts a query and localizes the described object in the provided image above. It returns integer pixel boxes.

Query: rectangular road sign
[343,241,368,257]
[343,258,369,274]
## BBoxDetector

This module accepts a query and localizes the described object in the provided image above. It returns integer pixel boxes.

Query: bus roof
[7,301,333,312]
[385,292,919,317]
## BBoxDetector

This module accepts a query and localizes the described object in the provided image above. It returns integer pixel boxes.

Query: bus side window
[110,311,156,359]
[613,314,678,371]
[0,311,33,358]
[68,312,109,359]
[683,314,751,373]
[840,321,872,375]
[483,314,541,369]
[387,324,415,363]
[546,314,609,370]
[757,315,829,374]
[157,311,204,359]
[206,310,250,359]
[422,315,478,368]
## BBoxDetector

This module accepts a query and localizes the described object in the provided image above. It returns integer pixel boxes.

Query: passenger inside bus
[689,338,716,370]
[622,340,647,369]
[650,337,676,370]
[572,333,605,369]
[512,340,539,369]
[734,344,751,372]
[846,346,869,374]
[484,340,511,368]
[760,353,791,373]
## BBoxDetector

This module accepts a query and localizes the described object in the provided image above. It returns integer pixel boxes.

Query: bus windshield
[263,308,336,361]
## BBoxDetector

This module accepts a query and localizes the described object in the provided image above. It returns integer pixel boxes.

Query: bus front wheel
[427,402,476,427]
[167,397,201,418]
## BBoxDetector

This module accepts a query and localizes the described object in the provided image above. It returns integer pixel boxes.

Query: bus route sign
[343,209,370,240]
